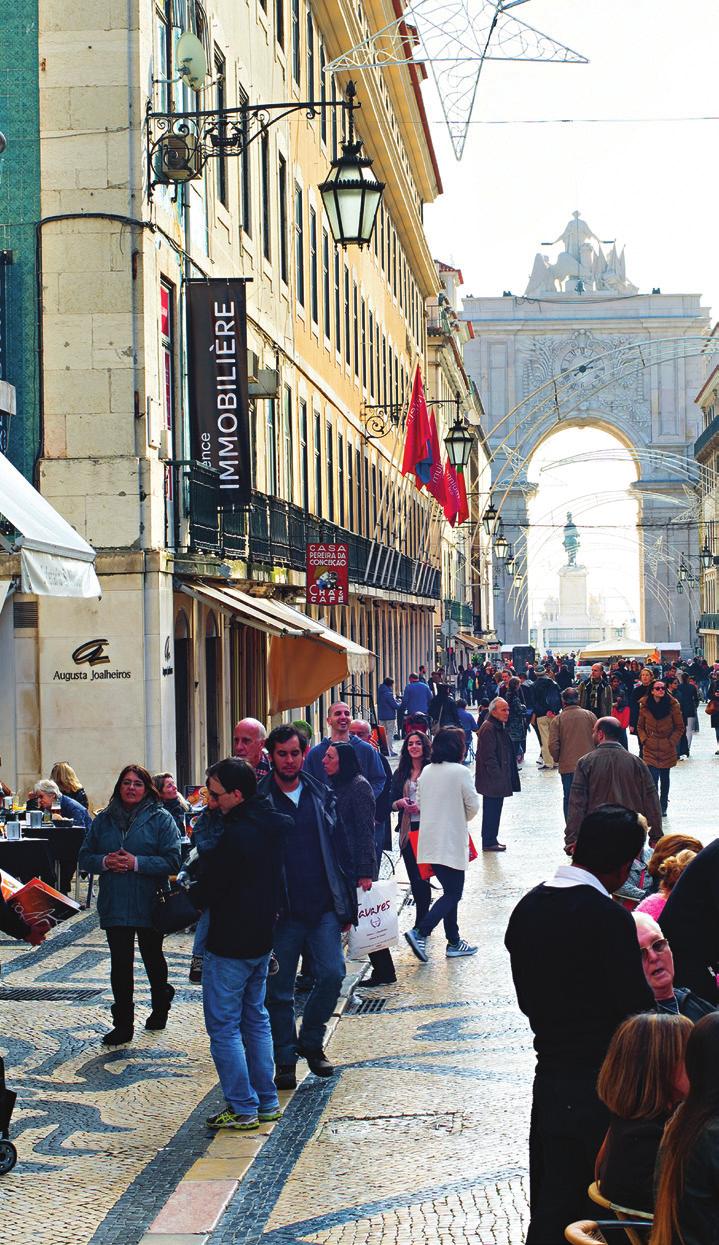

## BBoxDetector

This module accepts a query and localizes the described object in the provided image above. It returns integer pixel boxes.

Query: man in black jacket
[505,804,653,1243]
[260,725,357,1089]
[193,757,291,1132]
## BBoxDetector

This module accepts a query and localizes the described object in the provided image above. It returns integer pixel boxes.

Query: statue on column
[563,512,580,567]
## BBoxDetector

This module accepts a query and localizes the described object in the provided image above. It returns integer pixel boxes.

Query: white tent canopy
[0,452,101,598]
[577,638,657,661]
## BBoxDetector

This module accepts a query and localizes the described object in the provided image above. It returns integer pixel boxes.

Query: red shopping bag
[408,831,478,880]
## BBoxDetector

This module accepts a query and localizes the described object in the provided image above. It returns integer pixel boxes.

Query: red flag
[401,368,432,486]
[427,412,446,505]
[443,461,461,526]
[457,471,469,525]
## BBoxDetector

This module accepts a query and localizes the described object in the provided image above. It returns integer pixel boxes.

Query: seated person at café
[596,1011,692,1214]
[31,779,92,831]
[50,761,89,810]
[153,772,191,835]
[633,913,716,1021]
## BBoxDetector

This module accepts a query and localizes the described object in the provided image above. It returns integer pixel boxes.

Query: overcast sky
[423,0,719,314]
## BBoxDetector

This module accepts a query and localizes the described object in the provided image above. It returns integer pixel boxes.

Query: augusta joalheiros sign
[187,278,251,505]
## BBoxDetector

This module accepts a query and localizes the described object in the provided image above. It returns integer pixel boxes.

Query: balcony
[444,599,473,626]
[166,468,440,600]
[694,413,719,459]
[698,613,719,632]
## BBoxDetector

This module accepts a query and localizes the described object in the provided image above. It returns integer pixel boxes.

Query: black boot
[103,1003,134,1046]
[146,983,175,1031]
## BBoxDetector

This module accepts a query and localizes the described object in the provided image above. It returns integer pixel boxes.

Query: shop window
[205,612,221,766]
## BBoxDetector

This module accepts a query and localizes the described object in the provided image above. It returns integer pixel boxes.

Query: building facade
[695,338,719,663]
[0,0,464,802]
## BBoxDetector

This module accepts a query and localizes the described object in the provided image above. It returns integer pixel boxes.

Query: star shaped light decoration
[327,0,588,159]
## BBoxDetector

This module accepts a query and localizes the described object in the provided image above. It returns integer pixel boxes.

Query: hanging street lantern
[676,580,684,594]
[505,552,516,576]
[443,392,474,470]
[701,542,712,570]
[482,501,498,535]
[492,580,501,597]
[678,558,688,582]
[319,83,384,248]
[494,533,509,560]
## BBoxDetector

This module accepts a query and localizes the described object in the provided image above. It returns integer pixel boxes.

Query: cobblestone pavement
[2,724,716,1244]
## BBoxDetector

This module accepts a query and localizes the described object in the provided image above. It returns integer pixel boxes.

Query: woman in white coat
[405,728,480,963]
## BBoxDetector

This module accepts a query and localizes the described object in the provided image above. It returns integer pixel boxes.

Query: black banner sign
[187,278,251,505]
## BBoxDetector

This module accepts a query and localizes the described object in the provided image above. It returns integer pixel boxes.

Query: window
[331,77,337,154]
[155,4,170,113]
[322,228,331,339]
[214,50,227,207]
[160,280,175,442]
[313,411,323,515]
[306,9,315,99]
[334,255,341,349]
[347,441,355,530]
[364,452,371,535]
[344,266,350,364]
[283,385,294,500]
[361,299,367,388]
[266,399,277,495]
[239,86,251,236]
[261,133,271,261]
[295,184,305,306]
[275,0,284,47]
[368,310,375,396]
[355,446,362,532]
[299,400,309,511]
[353,282,359,378]
[338,432,345,526]
[319,39,327,143]
[309,207,318,324]
[326,422,335,520]
[278,154,288,282]
[291,0,301,84]
[382,333,387,404]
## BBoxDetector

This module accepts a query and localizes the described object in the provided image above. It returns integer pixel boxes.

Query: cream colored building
[0,0,479,803]
[695,343,719,663]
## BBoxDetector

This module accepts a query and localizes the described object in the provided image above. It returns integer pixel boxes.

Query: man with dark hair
[564,716,662,852]
[548,687,597,819]
[191,758,291,1132]
[260,727,358,1088]
[531,665,562,769]
[505,804,653,1243]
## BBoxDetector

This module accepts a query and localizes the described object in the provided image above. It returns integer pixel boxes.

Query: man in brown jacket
[565,717,662,852]
[548,688,597,819]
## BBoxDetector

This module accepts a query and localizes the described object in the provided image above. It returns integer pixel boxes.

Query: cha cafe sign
[52,639,133,682]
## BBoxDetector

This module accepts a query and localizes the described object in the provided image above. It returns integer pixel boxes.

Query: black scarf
[643,693,672,720]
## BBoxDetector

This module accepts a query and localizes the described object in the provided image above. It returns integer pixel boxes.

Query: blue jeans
[647,764,670,812]
[266,911,345,1065]
[202,950,278,1116]
[193,908,209,955]
[560,773,574,821]
[481,795,504,848]
[416,863,464,945]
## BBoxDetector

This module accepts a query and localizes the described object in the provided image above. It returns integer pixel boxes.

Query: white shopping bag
[346,879,399,959]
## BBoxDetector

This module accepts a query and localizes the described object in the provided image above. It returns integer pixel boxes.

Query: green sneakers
[258,1107,283,1123]
[206,1109,259,1131]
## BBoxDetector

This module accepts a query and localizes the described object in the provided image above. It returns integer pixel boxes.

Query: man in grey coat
[564,717,662,852]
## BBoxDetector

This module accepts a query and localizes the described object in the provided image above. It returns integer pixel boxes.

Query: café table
[0,837,55,886]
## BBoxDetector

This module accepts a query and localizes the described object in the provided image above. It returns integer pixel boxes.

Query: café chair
[588,1180,653,1238]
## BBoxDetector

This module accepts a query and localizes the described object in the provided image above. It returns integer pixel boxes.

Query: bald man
[304,703,385,798]
[233,717,271,779]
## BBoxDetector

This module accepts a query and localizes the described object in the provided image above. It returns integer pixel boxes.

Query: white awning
[312,622,375,674]
[0,452,101,598]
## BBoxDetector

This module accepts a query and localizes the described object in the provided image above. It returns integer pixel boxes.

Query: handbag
[705,700,718,716]
[347,880,398,959]
[151,884,200,934]
[407,829,478,881]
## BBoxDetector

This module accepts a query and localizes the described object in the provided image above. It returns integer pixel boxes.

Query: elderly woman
[78,764,181,1047]
[31,779,92,830]
[637,681,685,817]
[474,697,521,852]
[405,728,480,964]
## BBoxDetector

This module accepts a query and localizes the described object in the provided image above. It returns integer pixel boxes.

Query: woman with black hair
[390,730,432,925]
[322,742,394,984]
[405,728,479,964]
[78,764,182,1046]
[653,1011,719,1245]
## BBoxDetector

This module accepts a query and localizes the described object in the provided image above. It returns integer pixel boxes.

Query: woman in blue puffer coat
[79,764,181,1047]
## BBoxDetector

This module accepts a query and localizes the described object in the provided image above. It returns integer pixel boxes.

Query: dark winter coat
[333,773,377,880]
[475,716,521,798]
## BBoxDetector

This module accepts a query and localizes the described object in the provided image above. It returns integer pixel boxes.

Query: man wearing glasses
[634,912,715,1020]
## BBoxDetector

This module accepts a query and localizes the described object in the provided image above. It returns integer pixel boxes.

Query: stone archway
[463,228,713,649]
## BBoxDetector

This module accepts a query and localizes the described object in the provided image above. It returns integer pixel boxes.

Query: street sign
[440,618,459,639]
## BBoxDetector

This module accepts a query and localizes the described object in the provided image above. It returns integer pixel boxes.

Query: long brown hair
[597,1013,691,1120]
[653,1013,719,1245]
[395,731,431,785]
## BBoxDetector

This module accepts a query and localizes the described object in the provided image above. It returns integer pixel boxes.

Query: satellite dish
[176,31,208,92]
